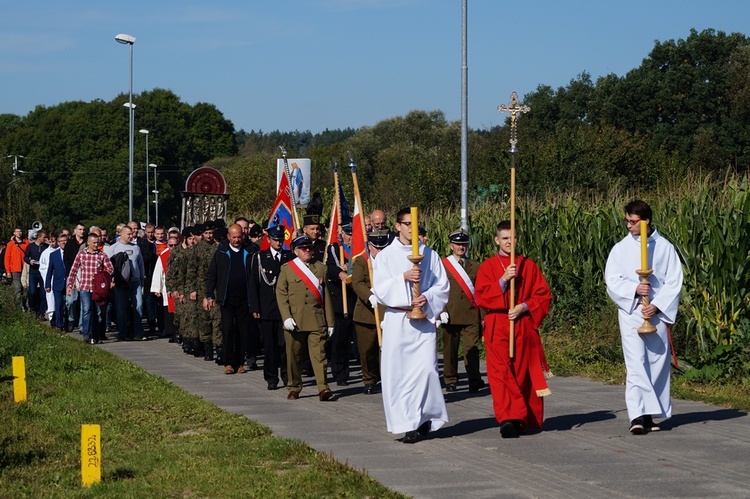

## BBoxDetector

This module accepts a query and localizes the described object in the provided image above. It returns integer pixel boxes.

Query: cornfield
[420,172,750,379]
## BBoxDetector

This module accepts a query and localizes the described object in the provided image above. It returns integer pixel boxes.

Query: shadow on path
[543,410,618,431]
[660,408,748,430]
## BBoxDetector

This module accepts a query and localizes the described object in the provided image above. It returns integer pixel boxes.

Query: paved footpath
[98,338,749,498]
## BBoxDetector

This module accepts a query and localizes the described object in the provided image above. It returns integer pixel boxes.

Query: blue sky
[1,0,748,134]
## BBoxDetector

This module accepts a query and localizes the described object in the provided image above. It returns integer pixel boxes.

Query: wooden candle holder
[636,269,657,334]
[406,254,426,320]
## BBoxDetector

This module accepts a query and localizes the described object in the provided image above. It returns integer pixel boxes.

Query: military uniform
[186,237,221,358]
[325,236,358,385]
[249,226,294,389]
[276,235,335,398]
[351,254,387,393]
[165,239,188,340]
[441,230,485,392]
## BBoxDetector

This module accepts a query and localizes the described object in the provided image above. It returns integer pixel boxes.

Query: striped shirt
[67,248,114,292]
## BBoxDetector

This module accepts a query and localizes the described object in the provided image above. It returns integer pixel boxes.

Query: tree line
[2,28,748,235]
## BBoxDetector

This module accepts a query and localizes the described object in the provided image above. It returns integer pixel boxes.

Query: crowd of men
[1,200,681,443]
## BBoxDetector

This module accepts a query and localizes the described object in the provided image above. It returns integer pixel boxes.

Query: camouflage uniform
[186,239,222,351]
[165,243,188,336]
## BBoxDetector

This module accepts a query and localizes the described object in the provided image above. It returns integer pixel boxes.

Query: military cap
[248,224,263,237]
[181,226,193,239]
[191,223,205,235]
[292,234,314,249]
[267,225,285,241]
[448,228,470,244]
[261,219,269,230]
[303,214,320,226]
[203,220,215,231]
[214,218,226,228]
[418,226,427,237]
[213,226,228,241]
[341,223,353,235]
[368,230,390,249]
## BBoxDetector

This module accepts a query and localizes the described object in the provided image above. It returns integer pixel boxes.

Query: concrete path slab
[96,337,749,498]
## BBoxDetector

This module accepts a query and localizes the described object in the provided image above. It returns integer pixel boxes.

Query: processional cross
[497,91,530,358]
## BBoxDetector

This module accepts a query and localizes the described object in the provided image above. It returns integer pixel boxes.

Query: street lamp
[115,33,136,221]
[150,163,159,226]
[139,129,150,222]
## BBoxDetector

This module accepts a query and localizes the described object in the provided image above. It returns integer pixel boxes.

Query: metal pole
[145,133,149,222]
[460,0,469,232]
[128,42,134,222]
[153,165,158,226]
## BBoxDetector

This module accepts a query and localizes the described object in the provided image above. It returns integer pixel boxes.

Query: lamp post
[150,163,159,226]
[115,33,136,221]
[139,129,150,222]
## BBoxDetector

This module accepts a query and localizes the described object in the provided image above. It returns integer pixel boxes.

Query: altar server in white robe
[372,207,450,444]
[605,200,683,435]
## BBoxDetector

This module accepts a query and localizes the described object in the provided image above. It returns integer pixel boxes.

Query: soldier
[301,214,326,263]
[177,225,203,354]
[249,226,294,390]
[186,222,220,360]
[165,226,193,343]
[351,230,390,394]
[326,222,358,386]
[276,234,335,401]
[439,229,486,393]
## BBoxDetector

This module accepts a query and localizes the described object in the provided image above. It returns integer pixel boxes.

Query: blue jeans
[66,289,83,329]
[79,291,103,341]
[114,280,144,339]
[28,269,45,317]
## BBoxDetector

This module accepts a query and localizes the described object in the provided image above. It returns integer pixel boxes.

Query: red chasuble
[475,253,552,430]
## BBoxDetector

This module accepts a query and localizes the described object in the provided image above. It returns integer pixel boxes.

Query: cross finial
[498,92,530,153]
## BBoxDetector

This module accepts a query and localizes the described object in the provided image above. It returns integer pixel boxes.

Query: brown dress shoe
[236,365,247,374]
[318,388,334,401]
[287,391,300,400]
[224,365,235,375]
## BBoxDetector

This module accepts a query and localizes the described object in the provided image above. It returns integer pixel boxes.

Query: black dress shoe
[267,381,278,391]
[417,421,431,436]
[445,383,457,392]
[500,421,520,438]
[88,338,97,345]
[363,385,374,395]
[468,379,486,393]
[336,380,349,387]
[402,431,418,444]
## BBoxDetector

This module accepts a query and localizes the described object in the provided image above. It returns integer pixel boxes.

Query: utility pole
[6,155,24,177]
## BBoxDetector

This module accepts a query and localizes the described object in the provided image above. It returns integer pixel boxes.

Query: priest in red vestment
[475,220,552,438]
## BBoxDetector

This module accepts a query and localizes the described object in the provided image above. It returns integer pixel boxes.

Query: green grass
[0,289,402,498]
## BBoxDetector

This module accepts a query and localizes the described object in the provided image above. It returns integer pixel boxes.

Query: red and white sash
[288,258,323,306]
[442,255,477,309]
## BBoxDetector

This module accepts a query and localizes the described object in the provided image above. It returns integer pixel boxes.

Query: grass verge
[0,290,402,498]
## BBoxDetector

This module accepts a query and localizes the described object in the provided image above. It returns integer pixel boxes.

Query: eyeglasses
[624,218,642,226]
[398,221,412,226]
[168,244,177,248]
[297,246,312,252]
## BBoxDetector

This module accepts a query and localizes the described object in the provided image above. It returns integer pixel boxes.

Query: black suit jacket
[326,243,357,316]
[249,248,294,321]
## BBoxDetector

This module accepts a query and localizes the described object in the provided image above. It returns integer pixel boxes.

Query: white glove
[327,327,334,338]
[368,295,378,309]
[440,312,449,324]
[283,318,297,331]
[435,320,442,328]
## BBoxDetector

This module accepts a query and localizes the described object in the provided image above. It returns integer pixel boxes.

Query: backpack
[110,251,131,287]
[92,271,112,305]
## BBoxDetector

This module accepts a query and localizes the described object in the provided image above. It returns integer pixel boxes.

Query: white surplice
[372,240,450,434]
[605,228,683,420]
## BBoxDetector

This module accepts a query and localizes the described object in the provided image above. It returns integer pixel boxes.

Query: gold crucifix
[497,91,530,153]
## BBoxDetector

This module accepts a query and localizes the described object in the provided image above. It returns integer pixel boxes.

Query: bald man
[370,209,396,244]
[205,224,255,374]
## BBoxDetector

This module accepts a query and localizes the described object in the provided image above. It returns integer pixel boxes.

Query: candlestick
[410,206,419,256]
[640,220,648,270]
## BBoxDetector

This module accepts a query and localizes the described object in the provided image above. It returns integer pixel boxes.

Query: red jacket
[4,238,29,273]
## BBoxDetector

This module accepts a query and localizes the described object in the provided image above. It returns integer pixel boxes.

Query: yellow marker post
[12,356,26,403]
[81,424,101,487]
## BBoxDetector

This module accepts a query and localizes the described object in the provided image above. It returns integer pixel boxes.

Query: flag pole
[279,146,300,232]
[498,92,530,359]
[349,151,382,346]
[332,164,349,318]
